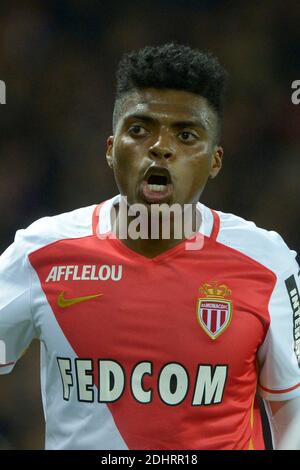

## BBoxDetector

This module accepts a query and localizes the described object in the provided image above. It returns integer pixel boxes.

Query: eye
[178,131,198,142]
[128,125,148,136]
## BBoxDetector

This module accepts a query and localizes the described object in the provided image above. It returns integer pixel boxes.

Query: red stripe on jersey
[210,210,220,241]
[259,382,300,394]
[0,361,15,368]
[202,309,208,324]
[92,203,103,236]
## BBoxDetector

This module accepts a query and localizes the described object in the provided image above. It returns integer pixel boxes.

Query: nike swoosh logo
[57,291,103,308]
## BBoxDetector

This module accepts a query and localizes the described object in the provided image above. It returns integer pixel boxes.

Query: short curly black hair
[113,42,228,140]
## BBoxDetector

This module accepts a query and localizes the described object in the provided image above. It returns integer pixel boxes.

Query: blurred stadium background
[0,0,299,450]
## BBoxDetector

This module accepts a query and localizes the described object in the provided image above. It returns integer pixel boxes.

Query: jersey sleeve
[257,253,300,400]
[0,229,37,374]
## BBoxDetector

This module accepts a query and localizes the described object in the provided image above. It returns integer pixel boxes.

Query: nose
[148,133,174,160]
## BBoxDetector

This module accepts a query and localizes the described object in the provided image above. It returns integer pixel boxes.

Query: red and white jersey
[1,194,300,450]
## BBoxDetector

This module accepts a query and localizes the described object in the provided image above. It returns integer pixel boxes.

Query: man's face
[106,88,223,207]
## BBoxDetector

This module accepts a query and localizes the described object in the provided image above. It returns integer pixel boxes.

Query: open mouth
[140,166,173,203]
[147,173,170,192]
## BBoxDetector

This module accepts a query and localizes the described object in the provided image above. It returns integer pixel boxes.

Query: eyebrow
[124,113,207,131]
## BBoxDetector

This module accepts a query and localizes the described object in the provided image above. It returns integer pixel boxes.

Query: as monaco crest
[197,281,232,340]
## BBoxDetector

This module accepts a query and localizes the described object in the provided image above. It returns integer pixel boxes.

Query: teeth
[148,184,167,192]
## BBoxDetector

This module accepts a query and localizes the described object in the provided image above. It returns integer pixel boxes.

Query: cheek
[112,139,145,189]
[179,142,212,171]
[113,143,134,180]
[190,144,212,173]
[176,151,211,182]
[173,156,212,201]
[114,137,142,167]
[113,138,129,165]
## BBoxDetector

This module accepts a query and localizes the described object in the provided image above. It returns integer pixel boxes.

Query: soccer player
[1,43,300,450]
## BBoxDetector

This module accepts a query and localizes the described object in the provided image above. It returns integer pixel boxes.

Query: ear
[106,136,114,169]
[209,146,223,179]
